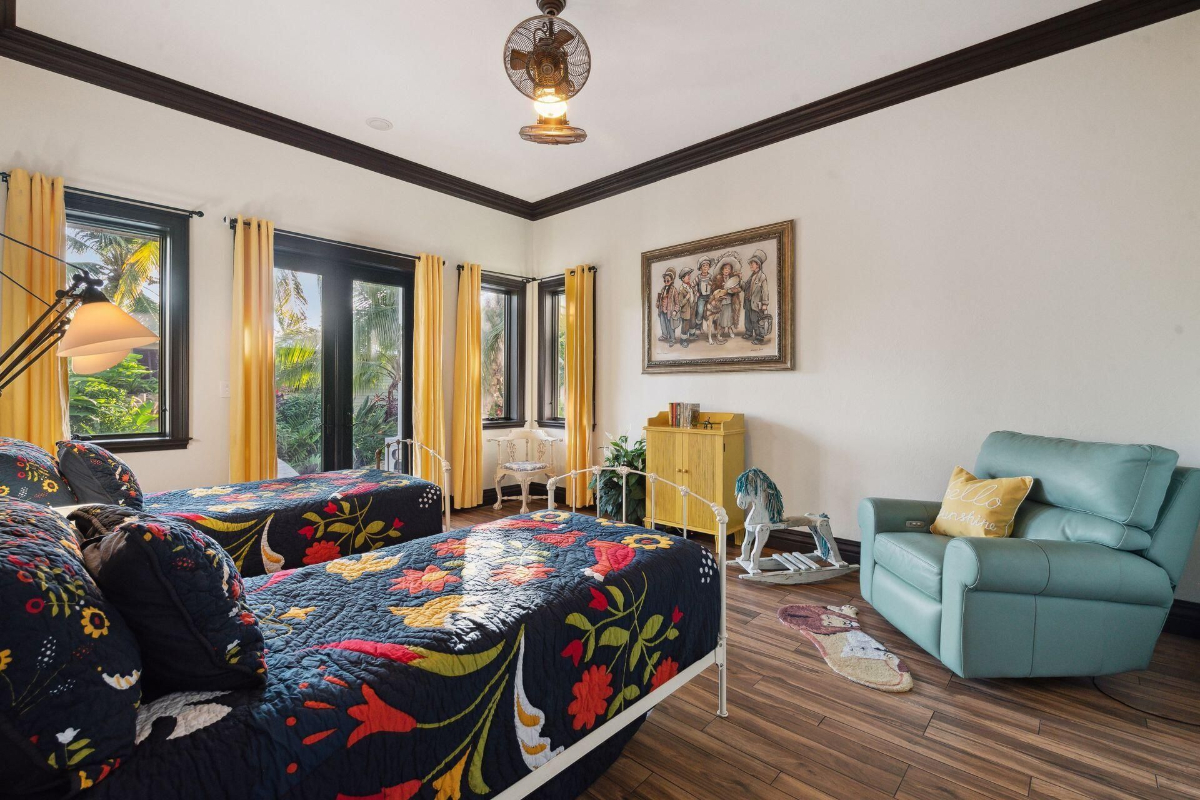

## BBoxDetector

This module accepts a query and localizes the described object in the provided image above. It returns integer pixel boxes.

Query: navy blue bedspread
[144,469,444,578]
[81,511,720,800]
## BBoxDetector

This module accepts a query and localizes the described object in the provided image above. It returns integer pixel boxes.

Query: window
[65,194,189,451]
[480,274,526,428]
[272,233,413,475]
[537,275,566,427]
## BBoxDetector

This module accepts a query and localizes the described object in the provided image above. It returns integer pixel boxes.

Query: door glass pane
[481,288,508,420]
[66,222,163,436]
[555,292,567,418]
[274,268,323,476]
[352,280,403,468]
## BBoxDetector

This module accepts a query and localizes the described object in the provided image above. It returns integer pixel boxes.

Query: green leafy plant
[590,434,647,523]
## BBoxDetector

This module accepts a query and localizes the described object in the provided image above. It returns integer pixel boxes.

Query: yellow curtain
[564,265,595,506]
[412,253,446,483]
[0,169,68,450]
[229,216,276,483]
[450,262,482,508]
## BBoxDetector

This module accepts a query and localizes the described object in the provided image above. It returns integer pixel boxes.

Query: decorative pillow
[931,466,1034,538]
[0,436,77,506]
[0,499,142,797]
[67,504,145,541]
[83,514,267,700]
[56,440,143,510]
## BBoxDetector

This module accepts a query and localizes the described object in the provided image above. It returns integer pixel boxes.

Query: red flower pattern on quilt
[567,664,613,730]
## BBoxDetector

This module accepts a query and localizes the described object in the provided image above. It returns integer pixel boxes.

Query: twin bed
[85,458,729,800]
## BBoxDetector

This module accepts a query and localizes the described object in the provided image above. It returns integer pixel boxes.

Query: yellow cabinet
[643,412,745,544]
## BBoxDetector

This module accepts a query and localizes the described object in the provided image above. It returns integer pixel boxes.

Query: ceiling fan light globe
[534,98,568,119]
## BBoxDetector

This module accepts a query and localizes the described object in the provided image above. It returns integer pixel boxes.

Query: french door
[272,234,414,475]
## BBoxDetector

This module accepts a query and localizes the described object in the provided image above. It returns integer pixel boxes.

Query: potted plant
[590,433,647,523]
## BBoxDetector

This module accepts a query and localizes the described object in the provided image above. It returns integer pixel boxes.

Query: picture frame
[641,220,794,373]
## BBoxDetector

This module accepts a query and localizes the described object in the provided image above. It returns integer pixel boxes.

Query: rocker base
[728,554,860,584]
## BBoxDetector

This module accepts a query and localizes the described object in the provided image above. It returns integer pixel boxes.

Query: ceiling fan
[503,0,591,145]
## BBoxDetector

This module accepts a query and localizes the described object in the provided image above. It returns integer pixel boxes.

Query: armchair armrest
[858,497,942,537]
[943,537,1174,607]
[857,497,941,603]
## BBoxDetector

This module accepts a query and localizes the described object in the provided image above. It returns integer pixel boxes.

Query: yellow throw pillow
[930,466,1034,538]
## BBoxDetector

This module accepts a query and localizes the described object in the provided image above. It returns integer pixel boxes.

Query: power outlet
[219,381,231,398]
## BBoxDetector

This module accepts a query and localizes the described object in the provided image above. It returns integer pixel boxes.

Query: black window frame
[537,275,566,429]
[64,193,190,452]
[273,233,415,472]
[480,273,527,430]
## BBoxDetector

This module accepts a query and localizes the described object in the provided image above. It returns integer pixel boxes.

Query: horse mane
[735,468,785,524]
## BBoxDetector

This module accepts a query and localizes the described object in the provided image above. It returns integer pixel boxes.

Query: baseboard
[1165,598,1200,639]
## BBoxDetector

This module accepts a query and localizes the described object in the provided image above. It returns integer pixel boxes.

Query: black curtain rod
[455,265,597,282]
[456,264,536,283]
[224,217,416,261]
[0,172,204,218]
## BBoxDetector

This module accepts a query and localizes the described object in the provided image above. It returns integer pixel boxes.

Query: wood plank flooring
[450,504,1200,800]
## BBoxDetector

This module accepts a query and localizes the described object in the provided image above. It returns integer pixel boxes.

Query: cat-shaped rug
[777,604,913,692]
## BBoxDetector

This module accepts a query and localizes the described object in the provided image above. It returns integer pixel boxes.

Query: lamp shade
[69,349,132,375]
[58,300,158,358]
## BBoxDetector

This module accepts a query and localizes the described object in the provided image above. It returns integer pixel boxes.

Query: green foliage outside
[273,273,402,474]
[65,225,162,437]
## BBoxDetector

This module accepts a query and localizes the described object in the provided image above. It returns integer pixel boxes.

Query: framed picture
[642,220,794,373]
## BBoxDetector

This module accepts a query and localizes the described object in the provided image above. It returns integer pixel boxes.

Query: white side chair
[491,429,558,514]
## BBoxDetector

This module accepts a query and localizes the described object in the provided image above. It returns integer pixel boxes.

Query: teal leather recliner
[859,431,1200,678]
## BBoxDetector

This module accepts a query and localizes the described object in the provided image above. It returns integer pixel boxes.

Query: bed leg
[716,511,729,718]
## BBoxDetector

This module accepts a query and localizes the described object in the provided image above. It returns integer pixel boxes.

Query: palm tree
[66,226,160,315]
[481,291,507,418]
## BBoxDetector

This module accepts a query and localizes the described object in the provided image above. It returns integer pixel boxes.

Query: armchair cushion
[975,431,1178,530]
[942,536,1174,607]
[873,532,953,600]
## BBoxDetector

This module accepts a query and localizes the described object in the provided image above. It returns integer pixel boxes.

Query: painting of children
[641,221,793,373]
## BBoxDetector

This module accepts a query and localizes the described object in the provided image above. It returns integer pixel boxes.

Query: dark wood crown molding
[1,0,1196,221]
[0,19,536,219]
[529,0,1200,219]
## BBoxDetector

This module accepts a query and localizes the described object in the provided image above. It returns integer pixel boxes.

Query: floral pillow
[67,504,145,541]
[0,436,77,506]
[56,440,143,510]
[83,514,267,700]
[0,499,142,796]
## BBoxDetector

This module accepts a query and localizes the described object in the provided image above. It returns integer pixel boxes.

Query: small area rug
[778,604,913,693]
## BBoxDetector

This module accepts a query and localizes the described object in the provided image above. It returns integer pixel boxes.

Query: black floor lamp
[0,230,158,395]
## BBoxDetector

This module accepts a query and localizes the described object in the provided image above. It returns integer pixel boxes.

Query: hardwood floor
[451,503,1200,800]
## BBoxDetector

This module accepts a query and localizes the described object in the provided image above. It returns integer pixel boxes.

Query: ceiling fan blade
[509,50,529,70]
[550,30,575,48]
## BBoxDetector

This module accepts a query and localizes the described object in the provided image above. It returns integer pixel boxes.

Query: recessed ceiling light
[366,117,393,131]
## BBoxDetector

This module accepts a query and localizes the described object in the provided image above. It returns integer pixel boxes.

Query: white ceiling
[23,0,1091,202]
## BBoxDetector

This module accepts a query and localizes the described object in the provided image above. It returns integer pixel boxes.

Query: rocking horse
[731,468,859,584]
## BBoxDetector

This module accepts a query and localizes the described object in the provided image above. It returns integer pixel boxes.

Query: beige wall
[528,14,1200,601]
[0,58,531,493]
[2,14,1197,601]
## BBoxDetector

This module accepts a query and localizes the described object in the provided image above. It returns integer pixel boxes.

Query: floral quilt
[80,511,721,800]
[144,469,444,578]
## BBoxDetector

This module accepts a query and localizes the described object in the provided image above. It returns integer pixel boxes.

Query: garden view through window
[273,268,323,475]
[554,290,566,418]
[481,287,507,420]
[66,222,163,438]
[271,239,410,477]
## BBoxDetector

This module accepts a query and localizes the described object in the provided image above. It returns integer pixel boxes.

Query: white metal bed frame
[375,438,452,531]
[492,465,729,800]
